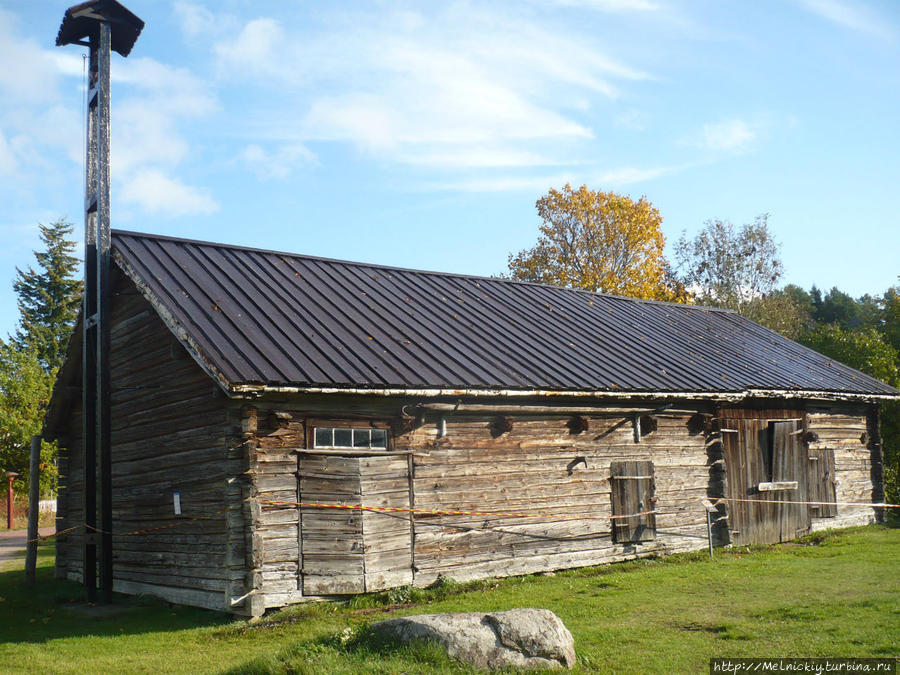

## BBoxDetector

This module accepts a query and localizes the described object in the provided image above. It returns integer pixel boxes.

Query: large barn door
[721,413,810,546]
[771,421,811,542]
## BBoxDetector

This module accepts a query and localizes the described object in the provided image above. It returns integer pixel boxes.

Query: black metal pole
[82,35,99,601]
[97,20,114,604]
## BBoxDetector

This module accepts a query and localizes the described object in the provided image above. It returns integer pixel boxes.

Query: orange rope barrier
[26,523,83,544]
[28,496,894,546]
[26,508,230,543]
[711,497,900,508]
[258,498,659,521]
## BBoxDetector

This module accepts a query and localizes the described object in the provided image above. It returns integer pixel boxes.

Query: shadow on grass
[0,545,231,644]
[220,624,469,675]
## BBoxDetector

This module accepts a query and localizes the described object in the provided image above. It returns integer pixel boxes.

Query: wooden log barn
[43,230,898,616]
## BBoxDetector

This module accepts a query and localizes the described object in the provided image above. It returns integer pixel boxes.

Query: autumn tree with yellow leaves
[508,184,689,302]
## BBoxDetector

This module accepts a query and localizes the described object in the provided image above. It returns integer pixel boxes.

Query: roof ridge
[110,229,735,314]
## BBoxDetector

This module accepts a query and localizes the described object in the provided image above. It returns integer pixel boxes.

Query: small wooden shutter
[610,460,656,543]
[807,448,837,518]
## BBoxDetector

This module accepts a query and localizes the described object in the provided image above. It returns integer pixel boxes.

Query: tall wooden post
[56,0,144,604]
[26,436,41,583]
[4,472,17,529]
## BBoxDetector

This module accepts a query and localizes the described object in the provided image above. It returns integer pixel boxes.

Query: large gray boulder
[370,608,575,670]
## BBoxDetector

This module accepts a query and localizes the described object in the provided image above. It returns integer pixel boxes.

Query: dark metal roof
[56,0,144,57]
[110,230,898,398]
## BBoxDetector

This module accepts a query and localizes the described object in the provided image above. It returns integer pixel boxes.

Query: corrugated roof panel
[110,230,899,397]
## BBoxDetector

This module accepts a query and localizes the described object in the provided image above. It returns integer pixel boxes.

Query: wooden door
[721,415,810,545]
[298,454,366,595]
[807,448,837,518]
[609,460,657,543]
[297,453,414,596]
[771,421,811,542]
[357,454,414,592]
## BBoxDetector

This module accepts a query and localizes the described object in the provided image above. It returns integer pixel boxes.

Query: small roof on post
[56,0,144,57]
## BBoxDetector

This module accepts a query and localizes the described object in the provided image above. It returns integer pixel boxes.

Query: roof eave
[227,383,899,404]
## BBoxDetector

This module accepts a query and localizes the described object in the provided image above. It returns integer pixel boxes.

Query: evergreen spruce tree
[0,219,80,494]
[13,218,82,374]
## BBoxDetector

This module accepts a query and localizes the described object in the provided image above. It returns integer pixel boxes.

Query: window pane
[371,428,387,449]
[333,428,353,447]
[353,428,371,448]
[314,427,332,447]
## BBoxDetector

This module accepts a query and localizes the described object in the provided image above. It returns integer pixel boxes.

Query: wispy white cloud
[0,9,83,190]
[106,57,219,215]
[0,130,17,174]
[0,9,62,104]
[109,58,216,177]
[684,119,759,153]
[114,102,190,175]
[173,1,217,39]
[214,18,286,80]
[8,105,82,167]
[614,109,649,131]
[112,57,217,117]
[546,0,661,11]
[794,0,895,40]
[0,6,222,220]
[301,88,592,150]
[239,143,318,180]
[50,52,85,79]
[594,165,676,184]
[120,169,219,217]
[428,174,574,193]
[430,164,679,192]
[399,148,566,169]
[211,4,644,171]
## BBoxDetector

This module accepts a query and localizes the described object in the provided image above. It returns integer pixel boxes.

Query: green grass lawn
[0,526,897,674]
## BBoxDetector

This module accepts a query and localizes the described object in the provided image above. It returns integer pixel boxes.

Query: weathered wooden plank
[365,569,413,591]
[113,579,226,611]
[412,545,659,586]
[302,575,365,595]
[302,556,365,574]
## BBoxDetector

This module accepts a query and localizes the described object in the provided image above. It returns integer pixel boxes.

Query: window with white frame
[313,426,389,450]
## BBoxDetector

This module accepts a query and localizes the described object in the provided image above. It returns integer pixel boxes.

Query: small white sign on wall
[173,491,182,515]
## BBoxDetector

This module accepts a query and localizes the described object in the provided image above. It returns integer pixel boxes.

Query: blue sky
[1,0,898,336]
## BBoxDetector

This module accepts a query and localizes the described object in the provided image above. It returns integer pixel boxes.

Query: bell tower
[56,0,144,603]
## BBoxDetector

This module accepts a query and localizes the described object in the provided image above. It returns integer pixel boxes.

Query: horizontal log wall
[53,276,235,612]
[402,413,715,586]
[807,411,876,530]
[55,399,82,582]
[56,382,876,615]
[247,400,721,603]
[248,398,882,609]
